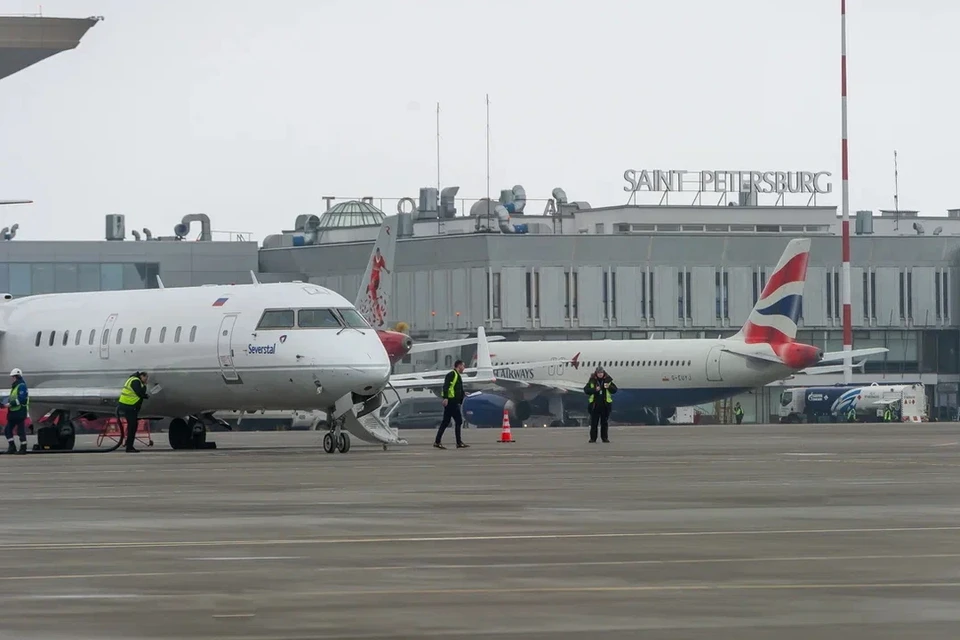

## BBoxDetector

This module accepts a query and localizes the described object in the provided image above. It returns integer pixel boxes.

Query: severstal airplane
[0,280,496,453]
[456,238,890,427]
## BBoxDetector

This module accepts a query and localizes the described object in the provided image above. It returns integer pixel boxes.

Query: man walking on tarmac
[3,368,29,455]
[584,366,617,443]
[434,360,469,449]
[118,371,150,452]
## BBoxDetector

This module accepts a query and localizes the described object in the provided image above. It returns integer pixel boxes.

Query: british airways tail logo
[741,238,810,345]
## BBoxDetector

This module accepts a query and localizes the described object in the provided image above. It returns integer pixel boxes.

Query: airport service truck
[779,383,926,423]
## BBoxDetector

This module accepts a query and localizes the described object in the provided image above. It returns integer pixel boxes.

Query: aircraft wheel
[322,432,336,454]
[382,444,388,451]
[338,432,351,453]
[169,418,191,450]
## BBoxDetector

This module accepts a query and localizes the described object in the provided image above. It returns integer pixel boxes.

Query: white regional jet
[456,238,891,427]
[0,280,494,453]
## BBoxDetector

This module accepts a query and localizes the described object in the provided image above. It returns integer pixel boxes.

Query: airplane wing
[798,361,866,375]
[389,326,497,390]
[407,335,505,355]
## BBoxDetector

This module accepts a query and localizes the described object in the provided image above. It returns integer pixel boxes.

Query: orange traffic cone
[499,408,514,443]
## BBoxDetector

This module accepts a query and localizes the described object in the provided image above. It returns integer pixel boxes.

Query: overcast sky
[0,0,956,241]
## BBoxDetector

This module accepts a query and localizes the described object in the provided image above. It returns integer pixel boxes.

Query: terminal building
[2,16,957,423]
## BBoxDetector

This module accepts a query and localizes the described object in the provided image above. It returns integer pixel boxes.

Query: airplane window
[74,330,81,346]
[102,329,109,345]
[257,310,295,330]
[89,330,95,346]
[116,328,123,345]
[175,326,182,343]
[35,332,41,347]
[145,327,152,344]
[130,328,137,344]
[62,331,69,347]
[297,309,341,328]
[48,331,56,347]
[337,308,370,329]
[159,327,166,344]
[189,326,197,342]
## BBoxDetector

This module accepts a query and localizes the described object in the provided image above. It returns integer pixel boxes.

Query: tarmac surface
[1,422,960,639]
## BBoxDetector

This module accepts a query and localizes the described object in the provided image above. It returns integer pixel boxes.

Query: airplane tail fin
[354,215,398,329]
[730,238,811,345]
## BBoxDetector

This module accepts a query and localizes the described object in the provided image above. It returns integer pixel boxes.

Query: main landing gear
[168,413,229,450]
[322,416,351,454]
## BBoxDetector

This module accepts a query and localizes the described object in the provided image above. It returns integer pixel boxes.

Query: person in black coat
[584,366,617,443]
[434,360,469,449]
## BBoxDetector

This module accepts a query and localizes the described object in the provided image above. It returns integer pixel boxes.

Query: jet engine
[377,330,413,365]
[462,393,531,428]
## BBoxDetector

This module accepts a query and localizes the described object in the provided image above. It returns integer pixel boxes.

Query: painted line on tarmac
[14,525,960,552]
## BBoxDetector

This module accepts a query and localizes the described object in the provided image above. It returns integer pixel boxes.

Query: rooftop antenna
[893,150,900,230]
[485,93,493,231]
[840,0,853,383]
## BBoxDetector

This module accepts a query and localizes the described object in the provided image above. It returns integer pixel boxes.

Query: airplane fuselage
[486,338,798,407]
[0,282,392,422]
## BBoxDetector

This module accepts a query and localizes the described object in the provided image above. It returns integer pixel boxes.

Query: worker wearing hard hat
[3,368,29,455]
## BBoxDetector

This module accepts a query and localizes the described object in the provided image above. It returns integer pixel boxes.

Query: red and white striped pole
[840,0,852,383]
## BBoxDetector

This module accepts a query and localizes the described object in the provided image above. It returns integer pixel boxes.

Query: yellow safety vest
[444,370,460,399]
[587,381,613,405]
[118,376,141,406]
[8,381,28,411]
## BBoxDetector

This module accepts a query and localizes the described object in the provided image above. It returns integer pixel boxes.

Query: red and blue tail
[731,238,810,345]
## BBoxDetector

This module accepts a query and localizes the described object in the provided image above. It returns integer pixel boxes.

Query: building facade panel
[850,266,864,327]
[802,266,827,327]
[469,268,487,329]
[576,266,604,327]
[691,266,716,327]
[393,272,414,328]
[539,267,566,328]
[500,266,527,329]
[726,267,753,327]
[412,271,432,329]
[614,266,643,327]
[653,265,679,327]
[431,270,450,328]
[449,268,470,328]
[875,267,901,327]
[913,267,937,327]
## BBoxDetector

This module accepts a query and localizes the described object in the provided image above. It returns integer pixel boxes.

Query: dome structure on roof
[317,200,385,229]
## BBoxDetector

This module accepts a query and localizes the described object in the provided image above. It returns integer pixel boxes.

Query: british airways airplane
[459,238,889,427]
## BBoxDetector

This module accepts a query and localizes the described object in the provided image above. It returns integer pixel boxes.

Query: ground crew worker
[3,368,28,455]
[846,407,857,422]
[118,371,150,453]
[434,360,468,449]
[883,405,893,422]
[584,366,617,443]
[733,402,744,425]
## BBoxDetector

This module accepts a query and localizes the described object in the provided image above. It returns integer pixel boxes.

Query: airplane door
[99,313,118,360]
[706,345,723,382]
[217,314,242,384]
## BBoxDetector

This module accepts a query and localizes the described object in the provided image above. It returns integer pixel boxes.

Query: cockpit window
[257,309,295,329]
[337,308,370,328]
[298,309,342,328]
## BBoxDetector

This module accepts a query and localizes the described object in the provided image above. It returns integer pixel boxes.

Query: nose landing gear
[322,428,351,454]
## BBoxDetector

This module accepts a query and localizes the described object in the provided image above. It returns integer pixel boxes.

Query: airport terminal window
[31,264,54,295]
[78,264,100,291]
[48,331,56,347]
[144,327,152,344]
[100,264,124,291]
[175,326,182,343]
[9,264,30,296]
[62,330,69,347]
[189,326,197,342]
[116,328,124,345]
[337,308,370,328]
[130,328,137,344]
[297,309,341,328]
[159,327,167,343]
[54,264,78,293]
[257,309,295,329]
[34,331,41,347]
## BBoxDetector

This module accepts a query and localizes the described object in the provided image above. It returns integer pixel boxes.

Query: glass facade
[0,263,160,296]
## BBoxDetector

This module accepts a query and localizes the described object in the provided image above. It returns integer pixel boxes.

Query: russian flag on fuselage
[212,297,228,307]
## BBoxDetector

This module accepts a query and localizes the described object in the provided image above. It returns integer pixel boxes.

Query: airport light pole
[840,0,852,383]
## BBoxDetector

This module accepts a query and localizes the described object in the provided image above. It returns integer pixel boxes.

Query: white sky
[0,0,956,241]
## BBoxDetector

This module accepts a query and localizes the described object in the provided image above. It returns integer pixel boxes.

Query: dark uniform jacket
[584,376,618,408]
[442,369,465,405]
